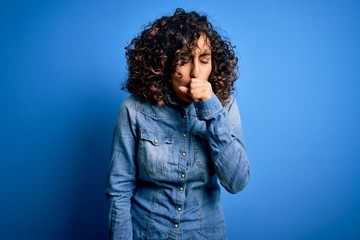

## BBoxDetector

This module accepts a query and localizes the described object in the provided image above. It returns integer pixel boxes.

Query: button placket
[173,108,187,232]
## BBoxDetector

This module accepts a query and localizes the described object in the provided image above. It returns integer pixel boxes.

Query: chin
[177,95,192,104]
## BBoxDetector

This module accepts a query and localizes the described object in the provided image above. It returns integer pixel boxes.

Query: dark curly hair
[123,8,238,106]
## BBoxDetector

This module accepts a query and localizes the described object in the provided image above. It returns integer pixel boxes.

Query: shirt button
[182,152,186,157]
[177,207,182,212]
[154,140,158,144]
[195,107,199,111]
[181,173,185,178]
[179,186,184,191]
[174,224,179,228]
[183,115,187,119]
[183,133,187,138]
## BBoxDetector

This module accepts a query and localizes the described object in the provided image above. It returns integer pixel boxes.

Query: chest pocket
[138,129,174,175]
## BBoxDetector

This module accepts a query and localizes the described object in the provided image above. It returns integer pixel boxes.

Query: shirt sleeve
[105,96,137,240]
[194,94,250,194]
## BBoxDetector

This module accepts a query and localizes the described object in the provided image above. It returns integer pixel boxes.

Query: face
[171,34,212,103]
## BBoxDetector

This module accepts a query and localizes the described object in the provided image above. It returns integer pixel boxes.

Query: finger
[178,86,196,102]
[190,89,210,100]
[190,78,211,87]
[178,86,189,94]
[188,80,213,101]
[178,86,189,95]
[190,78,207,82]
[189,81,212,93]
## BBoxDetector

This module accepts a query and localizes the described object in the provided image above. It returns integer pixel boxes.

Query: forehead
[194,35,211,54]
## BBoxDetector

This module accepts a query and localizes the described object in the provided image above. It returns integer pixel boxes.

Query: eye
[200,57,210,64]
[179,60,190,66]
[199,54,211,64]
[178,55,191,66]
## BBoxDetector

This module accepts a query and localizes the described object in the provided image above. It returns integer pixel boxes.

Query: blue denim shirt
[106,94,250,240]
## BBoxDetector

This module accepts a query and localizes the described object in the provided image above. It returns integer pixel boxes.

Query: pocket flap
[140,130,174,146]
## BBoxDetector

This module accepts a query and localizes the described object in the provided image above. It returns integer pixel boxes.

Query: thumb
[178,86,189,94]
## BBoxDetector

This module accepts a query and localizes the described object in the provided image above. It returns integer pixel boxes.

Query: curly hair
[123,8,238,106]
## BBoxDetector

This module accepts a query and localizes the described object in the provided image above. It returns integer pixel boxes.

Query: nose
[190,61,199,78]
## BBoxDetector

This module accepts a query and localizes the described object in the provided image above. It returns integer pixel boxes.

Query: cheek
[203,65,212,79]
[173,68,189,84]
[171,74,185,90]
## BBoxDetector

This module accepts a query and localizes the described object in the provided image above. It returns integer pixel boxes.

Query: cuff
[194,94,223,120]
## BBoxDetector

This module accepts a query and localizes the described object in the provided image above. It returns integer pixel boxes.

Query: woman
[106,8,250,240]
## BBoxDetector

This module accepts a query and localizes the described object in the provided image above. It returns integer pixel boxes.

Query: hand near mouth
[178,78,213,102]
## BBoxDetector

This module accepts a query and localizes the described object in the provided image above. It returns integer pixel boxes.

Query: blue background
[1,0,359,239]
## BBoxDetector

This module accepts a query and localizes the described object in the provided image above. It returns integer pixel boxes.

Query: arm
[105,96,137,240]
[194,94,250,194]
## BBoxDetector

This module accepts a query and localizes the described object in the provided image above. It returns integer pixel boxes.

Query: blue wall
[1,0,360,239]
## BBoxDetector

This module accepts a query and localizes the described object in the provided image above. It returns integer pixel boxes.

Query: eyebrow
[199,52,211,57]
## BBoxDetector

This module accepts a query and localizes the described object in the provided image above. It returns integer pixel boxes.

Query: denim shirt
[106,94,250,240]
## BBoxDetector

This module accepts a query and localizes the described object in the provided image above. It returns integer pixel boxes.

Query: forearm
[210,135,250,193]
[106,96,138,239]
[106,155,135,239]
[108,195,133,240]
[195,94,250,193]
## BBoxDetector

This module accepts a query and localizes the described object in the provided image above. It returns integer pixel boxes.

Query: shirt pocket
[138,129,175,175]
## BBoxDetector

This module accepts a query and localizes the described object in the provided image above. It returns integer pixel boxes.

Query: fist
[178,78,213,102]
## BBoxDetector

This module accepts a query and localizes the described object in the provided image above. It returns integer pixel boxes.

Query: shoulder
[116,95,140,121]
[222,95,236,111]
[119,94,147,111]
[121,94,140,107]
[120,94,177,119]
